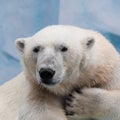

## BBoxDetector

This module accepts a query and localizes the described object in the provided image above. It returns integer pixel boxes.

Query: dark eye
[33,46,40,53]
[61,46,68,52]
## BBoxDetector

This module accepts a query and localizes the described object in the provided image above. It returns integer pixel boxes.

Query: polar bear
[0,25,120,120]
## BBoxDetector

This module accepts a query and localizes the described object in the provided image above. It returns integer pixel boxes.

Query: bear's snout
[39,68,56,85]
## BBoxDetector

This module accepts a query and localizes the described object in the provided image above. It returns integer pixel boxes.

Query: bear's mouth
[42,79,57,85]
[41,79,60,87]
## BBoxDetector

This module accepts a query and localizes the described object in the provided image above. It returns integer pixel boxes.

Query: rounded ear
[86,37,95,49]
[15,38,25,54]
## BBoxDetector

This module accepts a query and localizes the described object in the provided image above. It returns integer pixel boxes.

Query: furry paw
[64,88,104,118]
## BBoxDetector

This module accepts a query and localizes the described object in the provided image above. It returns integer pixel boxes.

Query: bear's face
[16,26,94,94]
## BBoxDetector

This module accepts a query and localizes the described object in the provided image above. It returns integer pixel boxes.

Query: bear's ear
[85,37,95,49]
[15,38,25,54]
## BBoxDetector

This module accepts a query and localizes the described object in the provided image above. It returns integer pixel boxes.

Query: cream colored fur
[0,25,120,120]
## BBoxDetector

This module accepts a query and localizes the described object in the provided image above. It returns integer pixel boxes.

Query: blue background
[0,0,120,84]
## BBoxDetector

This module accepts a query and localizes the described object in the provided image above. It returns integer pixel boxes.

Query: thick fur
[0,25,120,120]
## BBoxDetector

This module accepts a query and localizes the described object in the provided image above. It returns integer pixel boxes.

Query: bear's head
[16,25,95,95]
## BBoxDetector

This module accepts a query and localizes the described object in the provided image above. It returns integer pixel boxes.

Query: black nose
[39,68,55,81]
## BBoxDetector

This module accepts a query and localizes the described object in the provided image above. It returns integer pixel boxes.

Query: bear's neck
[79,63,115,88]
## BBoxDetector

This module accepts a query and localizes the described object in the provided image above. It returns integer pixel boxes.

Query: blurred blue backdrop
[0,0,120,84]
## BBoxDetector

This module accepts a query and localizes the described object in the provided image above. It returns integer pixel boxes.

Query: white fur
[0,25,120,120]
